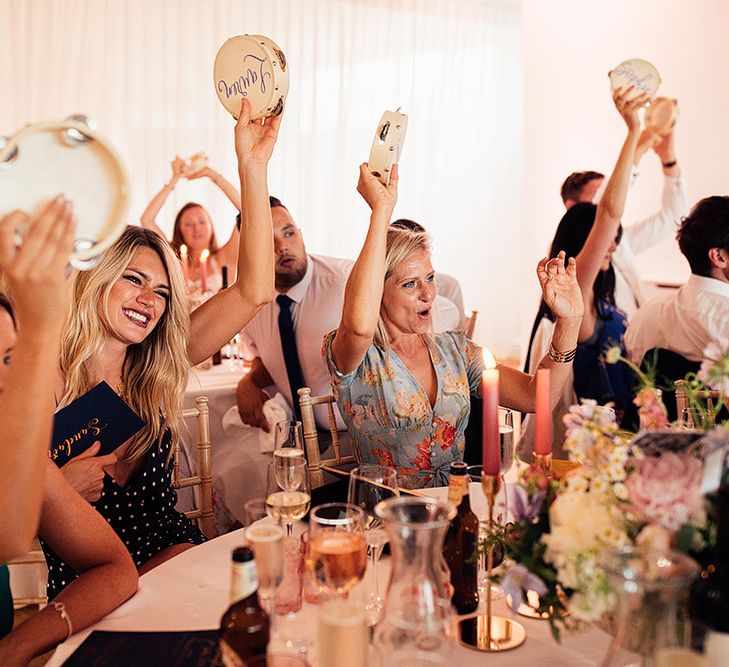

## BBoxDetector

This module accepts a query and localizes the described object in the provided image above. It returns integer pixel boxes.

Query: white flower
[542,490,626,563]
[699,340,729,394]
[612,482,629,501]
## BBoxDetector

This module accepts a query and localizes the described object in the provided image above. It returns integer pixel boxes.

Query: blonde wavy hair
[59,226,190,462]
[374,226,432,350]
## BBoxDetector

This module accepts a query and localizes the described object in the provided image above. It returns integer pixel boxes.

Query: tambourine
[182,152,209,176]
[368,109,408,186]
[609,59,661,100]
[0,116,130,270]
[213,34,289,120]
[645,97,679,136]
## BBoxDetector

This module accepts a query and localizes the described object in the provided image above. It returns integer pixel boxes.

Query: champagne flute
[246,522,285,616]
[266,457,311,537]
[347,465,399,622]
[306,503,367,599]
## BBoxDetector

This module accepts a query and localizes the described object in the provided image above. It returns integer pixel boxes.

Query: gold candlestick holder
[457,474,526,652]
[532,452,553,475]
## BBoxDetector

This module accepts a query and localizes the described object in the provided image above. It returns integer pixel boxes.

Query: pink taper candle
[534,367,552,456]
[481,349,500,476]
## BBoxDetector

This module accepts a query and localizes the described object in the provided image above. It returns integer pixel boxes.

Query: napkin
[222,393,292,453]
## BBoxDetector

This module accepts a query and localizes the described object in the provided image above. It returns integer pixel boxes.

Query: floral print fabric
[323,330,484,488]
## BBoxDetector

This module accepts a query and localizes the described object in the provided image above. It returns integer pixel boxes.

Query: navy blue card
[49,381,145,466]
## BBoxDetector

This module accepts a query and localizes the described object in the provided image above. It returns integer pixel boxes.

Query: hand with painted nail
[0,196,76,326]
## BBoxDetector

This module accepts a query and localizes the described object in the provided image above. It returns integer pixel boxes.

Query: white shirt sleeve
[433,294,460,332]
[624,174,688,255]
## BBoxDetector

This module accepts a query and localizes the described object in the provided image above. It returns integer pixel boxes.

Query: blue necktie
[277,294,305,419]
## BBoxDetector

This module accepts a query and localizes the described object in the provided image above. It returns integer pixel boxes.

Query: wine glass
[274,420,304,454]
[245,522,285,616]
[306,503,367,599]
[347,465,399,623]
[243,497,268,527]
[266,457,311,537]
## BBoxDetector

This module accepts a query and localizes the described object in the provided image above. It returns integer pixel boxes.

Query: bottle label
[230,560,258,604]
[448,474,469,507]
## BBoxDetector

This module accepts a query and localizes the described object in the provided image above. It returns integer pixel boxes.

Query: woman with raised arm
[323,164,583,489]
[141,156,242,290]
[0,207,137,660]
[43,98,280,598]
[520,86,648,455]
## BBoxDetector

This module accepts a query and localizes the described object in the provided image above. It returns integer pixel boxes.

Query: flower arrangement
[494,399,719,641]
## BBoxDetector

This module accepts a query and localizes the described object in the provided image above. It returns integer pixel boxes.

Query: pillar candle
[534,367,552,456]
[199,248,210,293]
[179,244,189,280]
[481,349,500,477]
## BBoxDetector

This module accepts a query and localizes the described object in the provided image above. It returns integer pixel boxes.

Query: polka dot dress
[41,431,205,600]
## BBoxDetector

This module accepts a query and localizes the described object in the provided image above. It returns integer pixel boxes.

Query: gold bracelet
[52,601,73,639]
[548,342,576,363]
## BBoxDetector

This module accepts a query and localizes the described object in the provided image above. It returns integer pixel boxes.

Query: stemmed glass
[306,503,367,599]
[266,456,311,537]
[245,522,285,616]
[347,465,399,623]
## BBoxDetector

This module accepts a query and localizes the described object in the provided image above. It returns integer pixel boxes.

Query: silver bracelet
[548,342,576,363]
[52,601,73,639]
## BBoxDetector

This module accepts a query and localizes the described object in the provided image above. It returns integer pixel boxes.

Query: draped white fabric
[1,0,523,357]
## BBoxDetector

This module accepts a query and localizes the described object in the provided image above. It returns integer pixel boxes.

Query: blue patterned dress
[323,330,484,489]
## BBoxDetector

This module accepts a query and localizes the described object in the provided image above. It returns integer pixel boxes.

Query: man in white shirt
[236,198,460,431]
[625,196,729,365]
[559,131,688,319]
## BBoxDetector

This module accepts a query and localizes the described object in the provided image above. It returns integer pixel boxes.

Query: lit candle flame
[179,244,188,258]
[200,248,210,262]
[482,347,497,370]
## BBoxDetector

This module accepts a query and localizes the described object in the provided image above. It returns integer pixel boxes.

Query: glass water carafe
[373,497,457,667]
[599,547,699,666]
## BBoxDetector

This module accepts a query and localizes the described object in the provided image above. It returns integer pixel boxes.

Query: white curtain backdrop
[1,0,524,358]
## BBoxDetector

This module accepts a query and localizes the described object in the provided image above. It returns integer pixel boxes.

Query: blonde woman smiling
[44,99,281,597]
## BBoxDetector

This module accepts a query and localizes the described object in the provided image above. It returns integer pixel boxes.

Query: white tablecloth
[50,518,616,666]
[181,364,272,529]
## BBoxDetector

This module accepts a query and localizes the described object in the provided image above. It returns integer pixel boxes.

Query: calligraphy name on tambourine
[50,381,145,467]
[609,59,661,100]
[213,34,290,120]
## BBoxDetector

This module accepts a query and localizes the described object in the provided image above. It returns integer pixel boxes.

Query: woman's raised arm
[331,164,398,374]
[575,87,646,337]
[187,99,280,364]
[140,156,185,238]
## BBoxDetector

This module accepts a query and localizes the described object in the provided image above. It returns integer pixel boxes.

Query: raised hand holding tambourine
[213,34,289,120]
[368,109,408,186]
[0,115,130,271]
[609,59,661,101]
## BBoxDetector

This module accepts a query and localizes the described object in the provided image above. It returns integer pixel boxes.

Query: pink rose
[625,453,703,531]
[635,523,672,551]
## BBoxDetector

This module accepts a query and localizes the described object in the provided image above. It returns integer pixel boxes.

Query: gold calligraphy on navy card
[50,381,145,466]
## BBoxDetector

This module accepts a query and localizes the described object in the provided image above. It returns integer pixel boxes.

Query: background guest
[626,196,729,365]
[559,128,688,319]
[324,163,582,488]
[519,86,647,458]
[140,156,242,290]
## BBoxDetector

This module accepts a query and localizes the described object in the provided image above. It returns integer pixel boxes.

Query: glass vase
[372,497,457,667]
[599,547,699,666]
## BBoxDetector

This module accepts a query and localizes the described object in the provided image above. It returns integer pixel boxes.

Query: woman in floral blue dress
[323,163,585,488]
